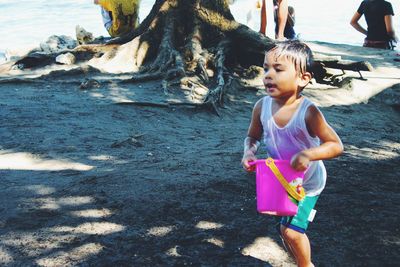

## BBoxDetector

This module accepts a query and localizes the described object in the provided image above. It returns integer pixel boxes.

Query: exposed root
[170,51,185,78]
[123,71,163,83]
[184,17,203,65]
[128,10,186,85]
[203,41,230,115]
[182,77,209,101]
[116,101,204,108]
[74,44,120,54]
[197,59,209,83]
[148,12,178,72]
[116,101,169,108]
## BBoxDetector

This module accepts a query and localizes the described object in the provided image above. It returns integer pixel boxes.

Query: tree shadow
[0,78,290,266]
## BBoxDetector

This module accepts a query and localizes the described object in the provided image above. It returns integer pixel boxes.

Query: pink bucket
[250,159,305,216]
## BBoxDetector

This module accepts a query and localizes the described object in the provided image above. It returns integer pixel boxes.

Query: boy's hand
[242,152,257,172]
[290,152,310,171]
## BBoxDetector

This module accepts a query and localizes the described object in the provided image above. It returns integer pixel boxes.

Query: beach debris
[40,35,77,53]
[11,52,55,69]
[5,46,37,62]
[313,53,373,82]
[79,79,100,90]
[10,64,25,70]
[55,52,76,65]
[76,25,94,45]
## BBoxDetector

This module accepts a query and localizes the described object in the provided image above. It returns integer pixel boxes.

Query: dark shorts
[280,195,319,233]
[363,39,390,49]
[275,24,296,39]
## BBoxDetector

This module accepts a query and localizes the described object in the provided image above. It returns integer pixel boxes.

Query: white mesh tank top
[260,96,327,196]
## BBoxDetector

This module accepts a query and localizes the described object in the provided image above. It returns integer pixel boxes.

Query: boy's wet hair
[267,40,314,76]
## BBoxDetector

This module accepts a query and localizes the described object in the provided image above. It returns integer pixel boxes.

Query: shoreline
[0,38,398,67]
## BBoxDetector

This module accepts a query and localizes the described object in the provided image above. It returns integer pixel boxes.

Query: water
[0,0,154,62]
[0,0,399,62]
[231,0,400,48]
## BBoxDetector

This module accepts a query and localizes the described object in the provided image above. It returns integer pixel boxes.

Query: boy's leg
[278,195,319,267]
[275,223,295,258]
[280,226,313,267]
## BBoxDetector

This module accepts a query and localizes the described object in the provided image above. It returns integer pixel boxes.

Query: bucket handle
[265,158,305,202]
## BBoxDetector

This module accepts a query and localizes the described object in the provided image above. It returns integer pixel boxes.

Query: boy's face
[263,52,308,98]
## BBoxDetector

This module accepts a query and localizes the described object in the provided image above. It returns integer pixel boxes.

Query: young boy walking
[242,40,343,266]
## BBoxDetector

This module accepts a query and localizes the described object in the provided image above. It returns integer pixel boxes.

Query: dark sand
[0,41,399,266]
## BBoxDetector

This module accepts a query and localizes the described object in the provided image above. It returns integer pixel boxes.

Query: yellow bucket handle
[265,157,305,202]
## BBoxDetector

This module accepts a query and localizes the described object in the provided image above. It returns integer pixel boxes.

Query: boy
[242,40,343,266]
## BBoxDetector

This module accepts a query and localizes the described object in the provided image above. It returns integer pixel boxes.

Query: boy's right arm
[242,100,263,172]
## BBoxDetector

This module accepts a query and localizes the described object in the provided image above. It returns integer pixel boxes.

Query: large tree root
[202,41,231,115]
[116,101,204,108]
[117,0,270,114]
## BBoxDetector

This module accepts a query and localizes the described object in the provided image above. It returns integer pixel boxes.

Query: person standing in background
[94,0,141,38]
[242,40,343,267]
[350,0,397,49]
[275,4,295,40]
[260,0,295,40]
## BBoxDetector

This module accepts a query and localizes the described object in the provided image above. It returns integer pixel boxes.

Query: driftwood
[313,53,373,82]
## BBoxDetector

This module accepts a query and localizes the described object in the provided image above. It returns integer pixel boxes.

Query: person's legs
[275,223,295,258]
[280,226,313,267]
[260,0,267,35]
[278,195,319,266]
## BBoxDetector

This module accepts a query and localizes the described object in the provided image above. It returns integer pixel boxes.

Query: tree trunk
[115,0,275,112]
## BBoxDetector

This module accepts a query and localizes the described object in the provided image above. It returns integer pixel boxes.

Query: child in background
[260,0,296,40]
[94,0,141,38]
[350,0,397,49]
[241,40,343,266]
[274,3,296,40]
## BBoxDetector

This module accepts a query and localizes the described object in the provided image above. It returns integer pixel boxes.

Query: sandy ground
[0,41,399,266]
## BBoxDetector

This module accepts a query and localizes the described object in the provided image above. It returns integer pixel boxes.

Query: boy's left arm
[291,105,344,170]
